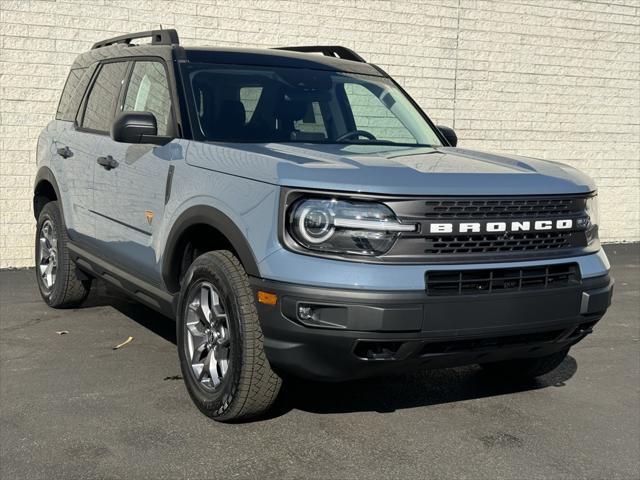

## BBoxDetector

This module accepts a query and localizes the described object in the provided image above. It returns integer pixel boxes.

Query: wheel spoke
[210,290,227,321]
[209,347,221,387]
[191,338,207,365]
[39,238,50,259]
[198,349,212,381]
[187,321,207,341]
[44,262,54,286]
[43,224,53,244]
[42,262,52,279]
[197,285,212,325]
[218,356,229,378]
[217,325,229,347]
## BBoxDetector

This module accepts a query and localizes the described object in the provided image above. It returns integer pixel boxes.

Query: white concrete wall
[1,0,638,268]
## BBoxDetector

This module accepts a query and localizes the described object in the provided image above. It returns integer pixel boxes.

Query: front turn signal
[258,291,278,306]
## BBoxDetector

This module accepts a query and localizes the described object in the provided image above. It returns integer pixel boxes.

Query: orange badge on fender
[145,210,154,225]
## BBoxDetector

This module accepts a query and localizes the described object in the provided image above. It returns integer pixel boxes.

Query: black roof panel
[181,47,382,76]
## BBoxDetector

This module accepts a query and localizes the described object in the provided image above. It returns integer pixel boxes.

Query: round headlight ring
[297,205,335,244]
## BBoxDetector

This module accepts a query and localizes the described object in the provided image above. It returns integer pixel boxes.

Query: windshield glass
[182,63,442,146]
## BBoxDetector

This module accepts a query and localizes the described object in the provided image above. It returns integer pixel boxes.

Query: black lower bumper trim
[250,274,613,381]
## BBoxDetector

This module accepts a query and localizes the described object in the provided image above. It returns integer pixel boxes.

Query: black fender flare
[162,205,261,292]
[33,166,63,220]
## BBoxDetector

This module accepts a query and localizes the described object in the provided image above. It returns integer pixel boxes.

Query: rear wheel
[177,250,282,422]
[35,201,91,308]
[481,349,569,379]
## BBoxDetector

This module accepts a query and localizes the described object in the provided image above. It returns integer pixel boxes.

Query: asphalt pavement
[1,244,638,479]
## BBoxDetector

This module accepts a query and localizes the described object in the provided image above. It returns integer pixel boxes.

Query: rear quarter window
[55,67,93,122]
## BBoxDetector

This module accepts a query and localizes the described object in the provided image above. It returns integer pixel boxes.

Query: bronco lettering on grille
[428,219,574,234]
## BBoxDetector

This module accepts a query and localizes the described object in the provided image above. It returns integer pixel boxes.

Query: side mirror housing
[111,112,168,144]
[436,125,457,147]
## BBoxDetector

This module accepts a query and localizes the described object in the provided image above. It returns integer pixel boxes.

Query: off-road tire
[35,201,92,308]
[481,349,569,379]
[177,250,282,422]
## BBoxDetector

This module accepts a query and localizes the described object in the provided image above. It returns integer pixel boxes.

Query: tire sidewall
[177,257,246,419]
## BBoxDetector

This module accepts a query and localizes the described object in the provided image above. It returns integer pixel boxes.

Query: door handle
[56,146,73,158]
[97,155,119,170]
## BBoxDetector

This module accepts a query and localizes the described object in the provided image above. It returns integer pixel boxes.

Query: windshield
[182,63,442,146]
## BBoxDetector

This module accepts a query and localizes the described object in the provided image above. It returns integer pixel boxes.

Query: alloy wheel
[184,282,232,391]
[38,219,58,290]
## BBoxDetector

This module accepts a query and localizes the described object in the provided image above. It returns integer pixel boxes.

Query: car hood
[186,142,595,195]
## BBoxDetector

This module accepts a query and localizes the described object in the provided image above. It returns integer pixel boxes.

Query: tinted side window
[123,61,172,136]
[56,67,93,122]
[82,62,128,132]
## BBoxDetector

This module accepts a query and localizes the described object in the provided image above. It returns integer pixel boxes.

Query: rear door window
[122,61,173,136]
[81,61,128,133]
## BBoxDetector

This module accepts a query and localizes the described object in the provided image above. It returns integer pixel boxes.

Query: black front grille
[383,194,596,262]
[422,197,584,219]
[424,232,572,254]
[425,263,580,296]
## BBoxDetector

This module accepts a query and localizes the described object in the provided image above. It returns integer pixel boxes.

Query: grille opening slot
[422,197,585,219]
[426,263,580,296]
[424,232,572,255]
[420,330,565,355]
[354,341,404,360]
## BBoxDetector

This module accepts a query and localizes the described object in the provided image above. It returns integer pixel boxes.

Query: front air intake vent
[425,263,580,296]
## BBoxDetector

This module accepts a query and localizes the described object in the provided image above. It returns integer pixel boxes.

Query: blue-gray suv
[34,30,613,421]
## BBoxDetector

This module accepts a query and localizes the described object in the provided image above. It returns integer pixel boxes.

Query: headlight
[578,195,599,229]
[577,195,599,244]
[288,198,416,256]
[585,195,599,228]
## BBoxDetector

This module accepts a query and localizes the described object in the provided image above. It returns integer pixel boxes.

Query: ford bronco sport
[34,30,613,421]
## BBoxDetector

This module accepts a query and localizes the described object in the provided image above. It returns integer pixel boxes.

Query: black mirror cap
[111,111,159,144]
[436,125,457,147]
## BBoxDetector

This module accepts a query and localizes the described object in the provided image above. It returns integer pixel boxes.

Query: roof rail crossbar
[91,29,179,50]
[273,46,366,63]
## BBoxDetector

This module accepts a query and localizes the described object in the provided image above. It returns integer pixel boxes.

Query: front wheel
[177,250,282,422]
[481,349,569,379]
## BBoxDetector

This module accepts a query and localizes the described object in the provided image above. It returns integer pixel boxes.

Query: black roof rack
[273,46,366,63]
[91,29,179,50]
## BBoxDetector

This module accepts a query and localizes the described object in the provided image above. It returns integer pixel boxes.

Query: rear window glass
[56,67,92,122]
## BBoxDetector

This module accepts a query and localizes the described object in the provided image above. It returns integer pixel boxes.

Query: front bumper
[251,274,613,381]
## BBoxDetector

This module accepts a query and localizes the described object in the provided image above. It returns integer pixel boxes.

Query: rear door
[49,65,97,243]
[92,59,178,284]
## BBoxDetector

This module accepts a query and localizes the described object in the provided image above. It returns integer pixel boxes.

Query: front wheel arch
[162,205,261,294]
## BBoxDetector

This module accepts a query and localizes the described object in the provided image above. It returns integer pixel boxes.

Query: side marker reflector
[258,291,278,306]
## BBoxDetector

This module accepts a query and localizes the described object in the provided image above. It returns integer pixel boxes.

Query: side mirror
[436,125,457,147]
[111,111,167,144]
